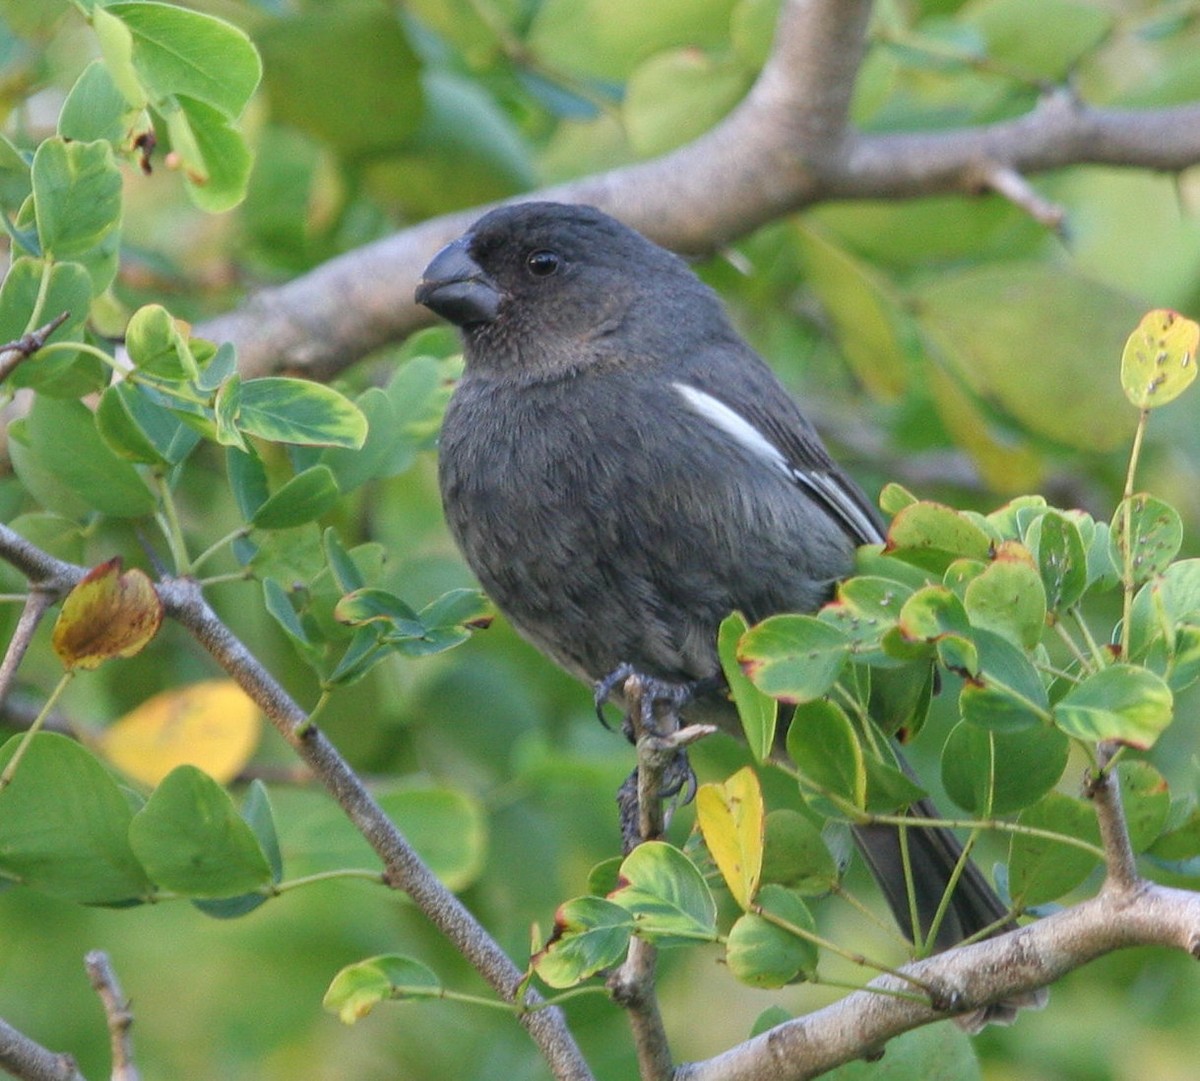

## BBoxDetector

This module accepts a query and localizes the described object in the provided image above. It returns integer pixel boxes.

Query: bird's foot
[595,666,724,852]
[593,664,718,739]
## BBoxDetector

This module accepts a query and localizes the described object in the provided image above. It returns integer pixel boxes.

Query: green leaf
[1129,559,1200,691]
[862,754,926,814]
[0,733,152,903]
[819,575,914,662]
[1026,510,1088,614]
[262,577,312,648]
[97,381,201,465]
[609,841,718,946]
[59,59,137,145]
[334,588,422,633]
[820,1024,983,1081]
[23,397,156,517]
[125,303,198,379]
[1119,309,1199,410]
[739,615,850,703]
[1009,792,1100,906]
[129,765,273,897]
[227,446,269,522]
[213,373,246,450]
[959,629,1051,732]
[378,788,487,892]
[795,223,910,400]
[1052,665,1173,749]
[885,501,993,574]
[278,786,486,892]
[250,465,340,530]
[895,584,977,675]
[941,722,1069,816]
[527,0,740,81]
[192,781,283,919]
[719,612,777,762]
[257,7,422,157]
[623,48,748,157]
[107,1,261,118]
[323,955,441,1024]
[962,543,1046,650]
[1118,761,1170,853]
[760,809,838,894]
[532,897,634,988]
[237,377,368,448]
[1110,494,1183,586]
[166,95,255,213]
[727,885,818,989]
[92,4,147,109]
[915,263,1142,452]
[0,257,102,397]
[318,387,400,494]
[31,138,122,293]
[361,70,533,219]
[786,700,866,814]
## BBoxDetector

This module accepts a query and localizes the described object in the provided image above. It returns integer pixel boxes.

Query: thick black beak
[415,235,502,326]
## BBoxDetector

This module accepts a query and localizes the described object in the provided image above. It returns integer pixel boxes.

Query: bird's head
[415,201,725,376]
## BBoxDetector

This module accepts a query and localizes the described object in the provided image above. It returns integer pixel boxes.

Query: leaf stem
[0,670,74,789]
[863,812,1106,861]
[1119,409,1149,659]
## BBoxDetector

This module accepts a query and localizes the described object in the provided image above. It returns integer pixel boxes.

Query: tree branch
[1087,745,1140,892]
[0,526,593,1081]
[673,882,1200,1081]
[197,2,1200,382]
[0,1018,86,1081]
[0,590,55,715]
[84,951,140,1081]
[154,577,594,1081]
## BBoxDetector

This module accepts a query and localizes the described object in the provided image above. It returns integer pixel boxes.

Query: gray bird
[417,202,1039,1019]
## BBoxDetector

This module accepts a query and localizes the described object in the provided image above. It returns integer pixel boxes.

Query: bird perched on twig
[416,201,1040,1024]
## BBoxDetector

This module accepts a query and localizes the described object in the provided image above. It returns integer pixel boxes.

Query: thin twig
[0,589,54,715]
[974,162,1068,233]
[0,312,70,384]
[84,951,140,1081]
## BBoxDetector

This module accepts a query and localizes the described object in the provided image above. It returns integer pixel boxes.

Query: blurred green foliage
[1,1,1200,1080]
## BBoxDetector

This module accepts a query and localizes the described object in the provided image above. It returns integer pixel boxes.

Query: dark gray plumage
[417,202,1037,1018]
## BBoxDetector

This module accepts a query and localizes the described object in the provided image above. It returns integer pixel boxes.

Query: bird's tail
[852,799,1048,1029]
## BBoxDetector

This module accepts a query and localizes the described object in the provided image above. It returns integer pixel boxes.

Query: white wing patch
[673,382,885,546]
[673,383,789,475]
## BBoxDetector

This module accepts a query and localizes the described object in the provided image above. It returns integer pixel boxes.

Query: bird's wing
[670,349,885,547]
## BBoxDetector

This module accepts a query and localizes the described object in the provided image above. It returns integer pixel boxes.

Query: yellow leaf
[695,766,764,912]
[1121,309,1200,410]
[51,557,163,671]
[97,680,261,786]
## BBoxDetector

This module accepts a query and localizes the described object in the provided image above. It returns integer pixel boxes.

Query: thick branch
[674,882,1200,1081]
[197,2,1200,381]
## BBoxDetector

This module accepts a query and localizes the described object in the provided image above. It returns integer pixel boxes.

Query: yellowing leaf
[51,557,162,670]
[1121,309,1200,410]
[97,680,261,785]
[695,767,764,911]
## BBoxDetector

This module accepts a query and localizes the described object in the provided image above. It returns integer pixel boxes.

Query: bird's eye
[525,249,561,278]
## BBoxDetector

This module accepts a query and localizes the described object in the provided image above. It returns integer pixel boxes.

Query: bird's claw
[593,665,710,739]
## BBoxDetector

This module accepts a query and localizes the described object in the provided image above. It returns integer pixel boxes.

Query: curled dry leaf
[51,557,163,671]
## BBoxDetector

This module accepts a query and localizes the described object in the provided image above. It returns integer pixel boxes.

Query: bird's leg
[596,667,718,853]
